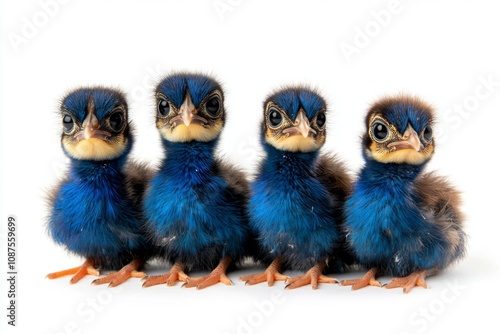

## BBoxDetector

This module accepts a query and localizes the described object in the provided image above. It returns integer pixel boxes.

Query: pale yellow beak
[387,124,421,152]
[74,98,111,141]
[282,110,317,138]
[180,93,196,126]
[168,93,208,127]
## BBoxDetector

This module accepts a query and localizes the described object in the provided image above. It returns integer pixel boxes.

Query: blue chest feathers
[345,161,447,276]
[49,160,143,261]
[249,147,339,269]
[144,140,248,264]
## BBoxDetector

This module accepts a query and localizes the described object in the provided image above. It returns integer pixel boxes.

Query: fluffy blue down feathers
[48,89,146,270]
[144,139,249,270]
[346,103,457,277]
[250,148,340,271]
[249,89,339,271]
[345,161,449,277]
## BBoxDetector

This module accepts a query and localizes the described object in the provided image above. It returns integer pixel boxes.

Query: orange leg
[47,259,99,284]
[286,261,337,290]
[341,267,382,290]
[385,269,435,293]
[142,262,188,288]
[183,256,233,289]
[240,257,289,287]
[92,259,145,287]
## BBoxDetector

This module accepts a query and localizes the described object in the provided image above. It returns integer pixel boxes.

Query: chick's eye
[268,108,283,128]
[109,110,125,132]
[316,111,326,129]
[372,121,388,141]
[62,114,74,133]
[205,96,221,117]
[422,126,433,142]
[158,98,170,117]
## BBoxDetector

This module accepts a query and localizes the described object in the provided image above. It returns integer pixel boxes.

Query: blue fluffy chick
[47,87,152,286]
[142,73,250,289]
[341,95,466,293]
[240,87,352,289]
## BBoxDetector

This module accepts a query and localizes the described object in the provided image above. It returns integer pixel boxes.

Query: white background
[1,0,500,333]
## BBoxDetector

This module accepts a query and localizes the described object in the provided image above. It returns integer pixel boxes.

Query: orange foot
[385,270,430,293]
[341,267,382,290]
[183,256,233,289]
[286,262,337,290]
[47,259,99,284]
[142,262,188,288]
[92,259,145,287]
[240,257,288,287]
